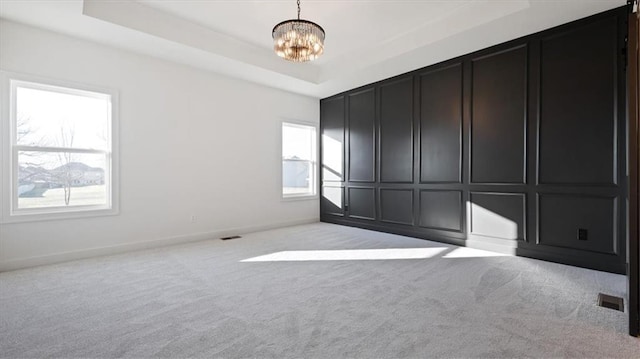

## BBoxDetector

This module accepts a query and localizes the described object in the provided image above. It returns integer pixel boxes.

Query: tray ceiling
[0,0,626,98]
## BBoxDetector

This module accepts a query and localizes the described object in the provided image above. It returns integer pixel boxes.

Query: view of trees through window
[13,83,111,210]
[282,122,316,197]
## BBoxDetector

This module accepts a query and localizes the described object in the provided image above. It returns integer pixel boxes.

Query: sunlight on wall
[322,186,342,208]
[322,135,343,181]
[443,247,510,258]
[469,202,518,240]
[242,247,449,262]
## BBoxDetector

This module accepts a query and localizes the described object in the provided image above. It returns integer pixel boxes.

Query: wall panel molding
[419,63,463,184]
[470,44,527,185]
[419,190,463,232]
[348,186,376,220]
[379,77,414,183]
[379,188,414,225]
[537,193,617,255]
[347,88,376,182]
[320,96,345,184]
[468,192,526,242]
[320,6,628,274]
[321,185,344,217]
[537,17,618,186]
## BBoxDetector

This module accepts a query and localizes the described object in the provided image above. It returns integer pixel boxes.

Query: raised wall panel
[419,190,462,231]
[320,97,345,182]
[380,189,414,225]
[348,88,376,182]
[380,77,414,183]
[539,18,617,185]
[539,194,616,254]
[470,192,526,241]
[348,187,375,220]
[471,46,527,184]
[321,186,344,216]
[420,64,462,183]
[319,8,627,274]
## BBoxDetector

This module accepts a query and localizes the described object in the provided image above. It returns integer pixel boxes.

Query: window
[1,74,118,222]
[282,122,317,198]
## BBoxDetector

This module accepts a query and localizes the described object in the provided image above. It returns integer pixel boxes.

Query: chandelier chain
[297,0,301,20]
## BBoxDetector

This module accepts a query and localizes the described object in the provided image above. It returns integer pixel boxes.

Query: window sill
[281,195,319,202]
[1,207,119,224]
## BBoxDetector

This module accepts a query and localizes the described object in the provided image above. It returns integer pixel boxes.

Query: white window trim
[0,71,120,223]
[281,120,319,201]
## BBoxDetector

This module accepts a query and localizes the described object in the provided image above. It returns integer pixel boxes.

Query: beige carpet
[1,223,639,358]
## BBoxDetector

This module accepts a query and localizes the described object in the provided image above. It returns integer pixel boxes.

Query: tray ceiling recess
[0,0,626,98]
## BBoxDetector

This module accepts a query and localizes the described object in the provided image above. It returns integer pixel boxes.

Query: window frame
[0,71,119,223]
[281,120,318,201]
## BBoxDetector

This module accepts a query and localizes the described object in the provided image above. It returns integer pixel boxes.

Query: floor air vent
[220,235,242,240]
[597,293,624,312]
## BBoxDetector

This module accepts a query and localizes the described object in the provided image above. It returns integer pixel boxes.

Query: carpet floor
[1,223,639,358]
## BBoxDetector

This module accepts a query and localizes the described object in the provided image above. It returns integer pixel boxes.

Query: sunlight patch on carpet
[241,247,449,262]
[442,247,510,258]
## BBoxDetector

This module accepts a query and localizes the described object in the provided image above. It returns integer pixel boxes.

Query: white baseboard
[0,217,319,272]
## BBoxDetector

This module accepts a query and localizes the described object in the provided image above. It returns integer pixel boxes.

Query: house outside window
[1,73,118,222]
[282,122,317,199]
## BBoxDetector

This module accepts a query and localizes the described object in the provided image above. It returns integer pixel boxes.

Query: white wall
[0,20,320,271]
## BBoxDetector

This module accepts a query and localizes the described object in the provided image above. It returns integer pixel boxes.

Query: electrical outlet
[578,228,588,241]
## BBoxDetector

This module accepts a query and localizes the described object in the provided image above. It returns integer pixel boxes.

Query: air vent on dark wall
[220,235,242,241]
[597,293,624,312]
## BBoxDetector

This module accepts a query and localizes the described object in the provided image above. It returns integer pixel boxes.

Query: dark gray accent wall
[538,18,618,185]
[419,65,463,183]
[320,7,628,274]
[348,187,376,220]
[471,46,527,184]
[380,189,414,225]
[538,194,617,254]
[380,78,414,183]
[419,190,463,231]
[347,88,376,183]
[320,96,345,217]
[469,192,526,241]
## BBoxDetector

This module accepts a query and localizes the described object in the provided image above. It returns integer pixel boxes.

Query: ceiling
[0,0,627,98]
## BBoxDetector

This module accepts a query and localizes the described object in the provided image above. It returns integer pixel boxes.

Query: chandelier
[272,0,325,62]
